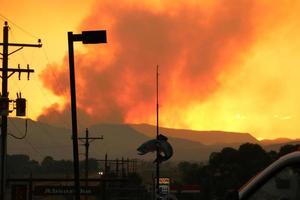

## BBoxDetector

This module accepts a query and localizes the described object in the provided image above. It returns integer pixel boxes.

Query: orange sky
[2,0,300,140]
[0,0,94,117]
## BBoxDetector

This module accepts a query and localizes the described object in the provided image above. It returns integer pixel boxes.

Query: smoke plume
[38,0,295,137]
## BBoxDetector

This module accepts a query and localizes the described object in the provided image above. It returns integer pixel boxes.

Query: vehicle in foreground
[227,151,300,200]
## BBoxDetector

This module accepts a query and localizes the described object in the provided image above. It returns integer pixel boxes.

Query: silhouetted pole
[127,158,129,174]
[0,21,8,200]
[29,173,33,200]
[68,30,106,200]
[105,154,108,174]
[68,32,81,200]
[84,129,89,188]
[156,65,160,199]
[152,172,155,200]
[116,159,119,176]
[122,157,125,177]
[133,159,137,173]
[0,21,41,200]
[78,128,103,189]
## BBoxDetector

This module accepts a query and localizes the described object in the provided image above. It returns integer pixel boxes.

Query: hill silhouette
[130,123,258,145]
[7,118,295,162]
[259,138,299,145]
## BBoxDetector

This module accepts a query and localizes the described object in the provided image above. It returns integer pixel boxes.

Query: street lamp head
[82,30,107,44]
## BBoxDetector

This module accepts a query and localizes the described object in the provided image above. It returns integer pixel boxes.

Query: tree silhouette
[278,144,300,157]
[178,143,277,199]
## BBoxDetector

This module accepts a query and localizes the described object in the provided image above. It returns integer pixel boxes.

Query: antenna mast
[156,65,160,199]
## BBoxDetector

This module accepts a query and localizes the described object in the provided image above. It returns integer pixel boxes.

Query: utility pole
[78,128,103,199]
[0,21,42,200]
[156,65,160,200]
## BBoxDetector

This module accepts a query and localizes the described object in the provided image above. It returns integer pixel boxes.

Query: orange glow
[3,0,300,140]
[0,0,94,118]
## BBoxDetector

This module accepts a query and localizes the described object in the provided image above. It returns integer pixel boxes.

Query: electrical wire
[0,13,76,156]
[8,29,29,92]
[8,118,27,139]
[0,14,71,161]
[8,119,45,160]
[31,120,65,146]
[0,14,69,128]
[38,48,72,128]
[22,138,44,160]
[9,119,71,159]
[0,13,40,40]
[1,13,73,130]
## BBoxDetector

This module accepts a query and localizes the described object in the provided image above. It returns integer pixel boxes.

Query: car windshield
[246,164,300,200]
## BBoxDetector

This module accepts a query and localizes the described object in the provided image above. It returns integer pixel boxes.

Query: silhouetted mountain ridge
[259,138,300,145]
[130,123,258,145]
[7,118,299,162]
[263,140,300,152]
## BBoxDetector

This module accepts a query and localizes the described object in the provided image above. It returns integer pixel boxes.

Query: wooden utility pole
[0,21,42,200]
[78,128,103,199]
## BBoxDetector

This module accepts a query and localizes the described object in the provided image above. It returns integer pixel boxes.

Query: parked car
[227,151,300,200]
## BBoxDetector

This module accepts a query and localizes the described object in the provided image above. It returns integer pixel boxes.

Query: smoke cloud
[38,0,295,137]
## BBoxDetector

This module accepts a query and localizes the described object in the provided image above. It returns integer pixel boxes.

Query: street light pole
[68,32,81,200]
[67,30,106,200]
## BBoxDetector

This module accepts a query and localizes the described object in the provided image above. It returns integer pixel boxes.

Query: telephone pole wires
[0,21,42,200]
[78,128,103,188]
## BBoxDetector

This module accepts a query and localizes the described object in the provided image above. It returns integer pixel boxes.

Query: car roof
[239,151,300,199]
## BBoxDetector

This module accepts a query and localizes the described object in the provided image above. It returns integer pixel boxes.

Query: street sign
[33,186,100,195]
[155,178,170,196]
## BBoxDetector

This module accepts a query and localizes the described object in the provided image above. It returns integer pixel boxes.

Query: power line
[7,118,68,165]
[1,13,72,130]
[22,138,45,160]
[34,45,72,128]
[8,120,46,160]
[6,28,31,92]
[78,128,103,194]
[30,120,65,146]
[8,118,28,140]
[8,20,71,129]
[0,13,40,40]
